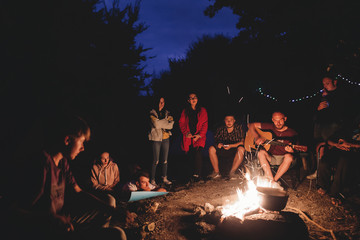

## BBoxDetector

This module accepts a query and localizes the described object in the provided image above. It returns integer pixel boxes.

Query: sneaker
[272,180,283,190]
[190,174,201,183]
[207,171,221,180]
[150,179,157,186]
[162,176,172,185]
[229,171,239,180]
[306,170,317,180]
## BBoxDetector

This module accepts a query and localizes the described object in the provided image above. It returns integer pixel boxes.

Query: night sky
[115,0,239,74]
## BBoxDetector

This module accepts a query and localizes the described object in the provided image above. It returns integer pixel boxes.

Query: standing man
[208,114,246,180]
[247,111,299,183]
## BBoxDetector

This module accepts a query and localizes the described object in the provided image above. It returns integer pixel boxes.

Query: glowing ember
[220,173,282,221]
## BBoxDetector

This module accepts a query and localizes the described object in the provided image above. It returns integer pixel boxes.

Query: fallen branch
[287,207,336,240]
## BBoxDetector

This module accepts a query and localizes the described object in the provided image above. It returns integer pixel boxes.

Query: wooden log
[211,211,309,240]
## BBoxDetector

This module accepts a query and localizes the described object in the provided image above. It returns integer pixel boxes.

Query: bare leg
[258,150,274,180]
[274,154,293,182]
[208,146,220,173]
[230,146,245,173]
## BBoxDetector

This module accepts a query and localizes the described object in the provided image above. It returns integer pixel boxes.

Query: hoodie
[91,159,120,191]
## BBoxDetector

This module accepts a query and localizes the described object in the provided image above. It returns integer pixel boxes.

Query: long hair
[184,92,202,117]
[151,95,168,119]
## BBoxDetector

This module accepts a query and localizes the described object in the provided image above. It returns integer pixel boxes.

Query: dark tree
[204,0,360,82]
[0,0,151,167]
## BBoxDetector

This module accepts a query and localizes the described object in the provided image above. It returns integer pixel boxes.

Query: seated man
[123,170,167,192]
[317,117,360,206]
[247,111,299,183]
[208,114,246,180]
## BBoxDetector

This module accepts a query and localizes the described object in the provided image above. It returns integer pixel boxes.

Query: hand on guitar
[335,139,352,151]
[284,145,294,153]
[255,137,266,146]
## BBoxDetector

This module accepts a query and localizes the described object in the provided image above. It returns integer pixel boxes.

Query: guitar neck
[264,139,287,146]
[263,139,307,152]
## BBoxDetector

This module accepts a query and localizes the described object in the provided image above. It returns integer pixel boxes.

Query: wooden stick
[287,207,336,240]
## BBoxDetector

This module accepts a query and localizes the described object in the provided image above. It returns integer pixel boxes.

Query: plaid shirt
[214,123,245,146]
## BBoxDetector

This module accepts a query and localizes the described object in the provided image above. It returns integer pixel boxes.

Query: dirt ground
[117,168,360,240]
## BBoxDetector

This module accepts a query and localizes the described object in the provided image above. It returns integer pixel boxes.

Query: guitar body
[244,128,273,152]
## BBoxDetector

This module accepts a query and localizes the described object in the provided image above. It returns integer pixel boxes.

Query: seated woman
[91,151,120,207]
[122,170,167,192]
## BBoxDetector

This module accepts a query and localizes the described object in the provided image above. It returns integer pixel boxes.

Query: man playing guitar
[247,111,300,183]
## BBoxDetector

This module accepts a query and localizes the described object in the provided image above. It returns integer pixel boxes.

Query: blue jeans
[151,139,170,181]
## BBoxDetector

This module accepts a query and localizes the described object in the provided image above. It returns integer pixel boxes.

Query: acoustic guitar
[244,128,308,153]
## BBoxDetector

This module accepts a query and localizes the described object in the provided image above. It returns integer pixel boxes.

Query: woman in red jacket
[179,92,208,182]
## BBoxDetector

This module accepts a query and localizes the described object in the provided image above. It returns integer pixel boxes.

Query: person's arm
[90,166,101,189]
[214,127,224,149]
[228,124,245,148]
[13,206,75,232]
[327,139,349,151]
[165,114,175,130]
[111,163,120,188]
[90,170,111,191]
[348,141,360,149]
[150,113,173,129]
[155,118,174,129]
[227,142,243,149]
[284,131,299,153]
[317,90,329,111]
[63,158,82,193]
[124,181,138,192]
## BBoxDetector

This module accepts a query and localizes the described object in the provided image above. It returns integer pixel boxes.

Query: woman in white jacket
[148,97,174,185]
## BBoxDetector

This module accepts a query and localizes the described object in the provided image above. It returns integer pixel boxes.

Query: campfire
[220,172,286,221]
[189,160,311,240]
[192,171,308,240]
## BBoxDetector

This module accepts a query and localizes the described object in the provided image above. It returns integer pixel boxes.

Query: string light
[288,89,323,103]
[336,74,360,86]
[256,88,278,101]
[255,74,359,103]
[256,87,323,103]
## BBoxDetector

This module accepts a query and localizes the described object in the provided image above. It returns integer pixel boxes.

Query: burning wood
[219,171,286,222]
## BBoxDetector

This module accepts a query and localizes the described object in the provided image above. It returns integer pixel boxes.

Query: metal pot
[256,186,289,211]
